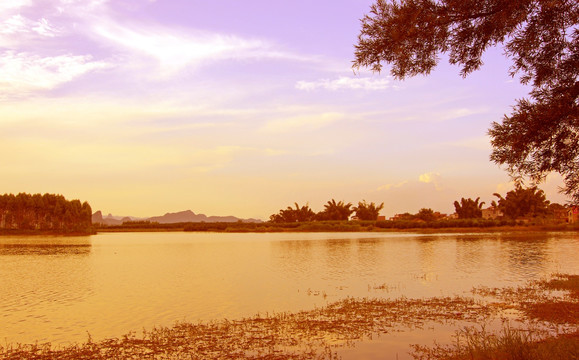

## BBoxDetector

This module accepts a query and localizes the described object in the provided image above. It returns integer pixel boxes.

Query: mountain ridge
[92,210,262,225]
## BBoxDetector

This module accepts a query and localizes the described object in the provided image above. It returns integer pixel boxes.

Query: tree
[354,0,579,201]
[453,197,484,219]
[353,200,385,220]
[493,185,550,219]
[317,199,354,221]
[0,193,92,232]
[269,203,315,223]
[416,208,436,222]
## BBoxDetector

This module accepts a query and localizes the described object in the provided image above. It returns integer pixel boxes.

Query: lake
[1,231,578,357]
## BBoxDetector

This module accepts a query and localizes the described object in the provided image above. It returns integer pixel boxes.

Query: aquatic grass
[410,325,579,360]
[0,296,500,360]
[2,273,578,359]
[472,273,579,325]
[541,274,579,298]
[413,273,579,360]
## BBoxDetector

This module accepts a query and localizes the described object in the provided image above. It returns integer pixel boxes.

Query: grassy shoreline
[2,274,577,359]
[1,220,576,235]
[94,223,579,234]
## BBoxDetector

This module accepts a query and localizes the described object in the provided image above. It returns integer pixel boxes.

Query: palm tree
[318,199,354,221]
[494,185,550,219]
[353,200,385,220]
[453,197,485,219]
[269,203,315,223]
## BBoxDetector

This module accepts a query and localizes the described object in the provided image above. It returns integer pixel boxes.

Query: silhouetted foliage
[415,208,436,222]
[494,186,550,219]
[269,203,316,223]
[454,197,485,219]
[0,193,92,233]
[353,200,385,220]
[316,199,354,221]
[354,0,579,202]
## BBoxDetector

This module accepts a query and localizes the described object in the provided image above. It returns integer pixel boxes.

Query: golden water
[1,231,578,356]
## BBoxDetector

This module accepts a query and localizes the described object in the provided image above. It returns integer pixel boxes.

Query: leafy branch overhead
[354,0,579,202]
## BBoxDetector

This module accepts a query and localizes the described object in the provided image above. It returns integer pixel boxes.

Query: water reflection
[0,236,94,342]
[0,244,91,256]
[324,239,354,280]
[355,238,384,277]
[272,239,315,278]
[455,236,488,275]
[0,236,92,256]
[1,231,579,346]
[499,233,550,280]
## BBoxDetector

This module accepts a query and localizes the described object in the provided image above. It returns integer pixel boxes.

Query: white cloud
[0,0,31,13]
[419,172,443,191]
[0,15,60,38]
[260,112,343,133]
[56,0,108,13]
[377,181,408,191]
[0,51,109,94]
[91,21,301,75]
[296,76,390,91]
[423,107,489,123]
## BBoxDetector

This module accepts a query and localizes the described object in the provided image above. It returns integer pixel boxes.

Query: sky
[0,0,569,220]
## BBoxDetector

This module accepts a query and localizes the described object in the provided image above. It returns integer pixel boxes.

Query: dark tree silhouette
[354,200,385,220]
[453,197,485,219]
[416,208,436,222]
[0,193,92,233]
[269,203,316,223]
[493,186,550,219]
[354,0,579,201]
[317,199,354,221]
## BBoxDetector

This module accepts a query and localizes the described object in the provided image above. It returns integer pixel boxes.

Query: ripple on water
[1,231,578,345]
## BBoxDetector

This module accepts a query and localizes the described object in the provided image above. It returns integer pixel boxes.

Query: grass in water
[411,274,579,360]
[1,274,578,359]
[411,325,579,360]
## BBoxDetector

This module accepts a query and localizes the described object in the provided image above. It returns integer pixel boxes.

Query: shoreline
[94,224,579,234]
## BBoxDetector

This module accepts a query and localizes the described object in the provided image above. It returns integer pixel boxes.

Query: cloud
[0,51,109,95]
[419,172,443,191]
[296,76,391,91]
[91,21,303,75]
[260,112,343,133]
[377,181,409,191]
[0,0,31,13]
[0,15,60,38]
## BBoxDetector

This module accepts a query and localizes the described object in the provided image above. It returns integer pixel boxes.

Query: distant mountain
[147,210,262,224]
[92,211,134,226]
[92,210,262,225]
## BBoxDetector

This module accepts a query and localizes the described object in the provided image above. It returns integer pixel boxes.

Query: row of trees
[269,200,384,223]
[270,186,562,224]
[454,186,552,219]
[0,193,93,232]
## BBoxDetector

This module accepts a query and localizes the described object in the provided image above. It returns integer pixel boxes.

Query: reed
[410,325,579,360]
[1,273,577,359]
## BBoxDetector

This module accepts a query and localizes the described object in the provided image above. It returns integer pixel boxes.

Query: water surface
[1,231,578,351]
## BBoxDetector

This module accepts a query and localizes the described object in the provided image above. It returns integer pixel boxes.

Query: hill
[92,210,262,225]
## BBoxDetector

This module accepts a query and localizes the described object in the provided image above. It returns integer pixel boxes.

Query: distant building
[446,213,458,220]
[376,216,386,221]
[482,206,503,220]
[568,206,579,223]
